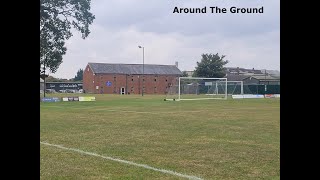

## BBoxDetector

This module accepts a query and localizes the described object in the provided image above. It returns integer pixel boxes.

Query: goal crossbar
[178,77,227,101]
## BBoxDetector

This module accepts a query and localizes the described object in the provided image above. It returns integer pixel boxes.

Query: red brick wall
[83,65,95,93]
[83,70,179,94]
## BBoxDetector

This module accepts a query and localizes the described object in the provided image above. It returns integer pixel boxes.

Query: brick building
[40,78,44,91]
[83,63,182,94]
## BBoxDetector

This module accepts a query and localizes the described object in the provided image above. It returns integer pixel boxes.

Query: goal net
[165,77,228,101]
[226,81,243,95]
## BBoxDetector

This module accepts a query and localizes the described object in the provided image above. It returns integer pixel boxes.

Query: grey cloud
[92,0,279,37]
[53,0,279,78]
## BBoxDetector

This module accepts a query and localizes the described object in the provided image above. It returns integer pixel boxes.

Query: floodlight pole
[225,79,227,99]
[241,81,244,95]
[43,63,46,98]
[265,69,267,93]
[138,46,144,96]
[178,77,181,100]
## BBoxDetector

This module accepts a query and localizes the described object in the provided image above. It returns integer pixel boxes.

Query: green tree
[181,71,189,77]
[74,69,84,82]
[193,53,229,78]
[46,76,60,82]
[40,0,95,74]
[46,76,70,82]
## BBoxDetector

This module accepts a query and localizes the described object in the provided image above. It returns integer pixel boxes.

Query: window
[166,79,168,82]
[154,78,157,82]
[132,79,134,81]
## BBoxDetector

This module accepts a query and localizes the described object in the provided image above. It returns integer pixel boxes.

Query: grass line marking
[40,141,204,180]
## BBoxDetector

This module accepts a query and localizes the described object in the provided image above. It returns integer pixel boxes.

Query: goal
[226,81,244,95]
[165,77,228,101]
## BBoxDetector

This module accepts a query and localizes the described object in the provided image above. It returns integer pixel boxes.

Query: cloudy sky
[54,0,279,79]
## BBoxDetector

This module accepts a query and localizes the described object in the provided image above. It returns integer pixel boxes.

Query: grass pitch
[40,94,280,179]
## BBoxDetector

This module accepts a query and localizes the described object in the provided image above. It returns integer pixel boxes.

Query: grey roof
[225,75,250,81]
[244,75,280,81]
[261,69,280,76]
[88,63,182,75]
[225,74,280,81]
[226,67,263,74]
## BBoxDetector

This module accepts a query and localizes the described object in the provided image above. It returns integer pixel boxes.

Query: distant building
[182,67,280,78]
[224,74,280,85]
[224,67,280,85]
[83,63,182,94]
[224,74,250,82]
[45,82,83,92]
[261,69,280,78]
[185,71,194,77]
[242,75,280,85]
[40,78,44,91]
[225,67,264,76]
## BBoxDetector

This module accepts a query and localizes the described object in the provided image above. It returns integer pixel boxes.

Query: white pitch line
[40,141,203,180]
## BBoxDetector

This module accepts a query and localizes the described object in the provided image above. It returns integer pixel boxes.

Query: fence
[187,84,280,95]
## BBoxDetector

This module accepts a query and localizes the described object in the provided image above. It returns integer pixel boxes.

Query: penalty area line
[40,141,203,180]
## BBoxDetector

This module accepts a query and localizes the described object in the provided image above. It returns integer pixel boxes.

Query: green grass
[40,94,280,179]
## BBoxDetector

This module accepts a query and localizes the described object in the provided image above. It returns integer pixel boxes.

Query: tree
[40,0,95,74]
[193,53,229,78]
[46,76,70,82]
[73,68,84,82]
[181,71,189,77]
[45,76,58,82]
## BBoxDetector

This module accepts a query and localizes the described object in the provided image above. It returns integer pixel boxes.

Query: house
[224,74,250,82]
[225,74,280,85]
[183,67,280,78]
[83,63,182,94]
[225,67,264,76]
[40,78,44,91]
[45,82,83,93]
[242,75,280,85]
[185,70,194,77]
[261,69,280,78]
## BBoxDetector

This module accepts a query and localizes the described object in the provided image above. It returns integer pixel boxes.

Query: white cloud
[53,0,279,79]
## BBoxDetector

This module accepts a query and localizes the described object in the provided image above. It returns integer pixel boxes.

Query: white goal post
[226,81,244,95]
[165,77,228,101]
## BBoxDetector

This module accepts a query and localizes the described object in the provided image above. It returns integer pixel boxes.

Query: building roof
[244,75,280,81]
[261,69,280,76]
[88,63,182,75]
[225,74,250,81]
[225,74,280,82]
[225,67,264,75]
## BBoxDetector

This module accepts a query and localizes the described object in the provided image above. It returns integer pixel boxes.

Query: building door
[120,87,125,95]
